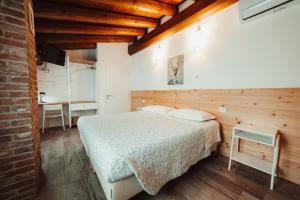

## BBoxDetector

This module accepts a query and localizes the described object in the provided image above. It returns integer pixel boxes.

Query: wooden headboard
[131,88,300,186]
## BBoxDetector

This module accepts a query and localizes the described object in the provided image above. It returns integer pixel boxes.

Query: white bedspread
[77,112,220,195]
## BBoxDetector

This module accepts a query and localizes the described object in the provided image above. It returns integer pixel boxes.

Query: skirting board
[131,88,300,186]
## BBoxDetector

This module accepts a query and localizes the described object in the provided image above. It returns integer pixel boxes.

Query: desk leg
[270,135,280,190]
[228,133,235,171]
[69,114,72,128]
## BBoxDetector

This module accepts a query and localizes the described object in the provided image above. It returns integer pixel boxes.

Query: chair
[42,104,65,135]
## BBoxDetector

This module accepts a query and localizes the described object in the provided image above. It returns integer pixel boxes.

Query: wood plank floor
[35,128,300,200]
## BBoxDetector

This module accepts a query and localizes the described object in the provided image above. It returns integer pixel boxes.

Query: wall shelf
[69,58,96,65]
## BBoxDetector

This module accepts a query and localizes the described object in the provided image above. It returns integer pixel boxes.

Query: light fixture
[158,42,161,49]
[196,21,201,32]
[190,21,202,53]
[152,42,164,64]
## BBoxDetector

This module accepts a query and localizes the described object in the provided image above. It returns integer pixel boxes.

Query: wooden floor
[35,128,300,200]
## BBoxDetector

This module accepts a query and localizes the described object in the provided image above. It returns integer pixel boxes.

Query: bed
[77,111,221,200]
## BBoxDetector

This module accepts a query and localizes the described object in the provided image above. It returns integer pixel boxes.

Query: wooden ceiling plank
[48,0,176,18]
[128,0,238,55]
[34,2,158,28]
[35,21,146,36]
[37,34,136,44]
[54,43,97,50]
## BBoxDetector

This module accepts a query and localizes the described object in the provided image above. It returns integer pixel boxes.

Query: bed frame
[81,134,218,200]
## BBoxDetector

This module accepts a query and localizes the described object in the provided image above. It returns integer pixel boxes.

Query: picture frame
[167,54,184,85]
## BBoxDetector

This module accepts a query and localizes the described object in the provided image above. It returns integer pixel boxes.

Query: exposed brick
[0,190,17,200]
[0,38,26,49]
[0,61,29,76]
[0,22,25,35]
[0,135,11,143]
[3,0,24,11]
[11,119,31,126]
[0,46,28,61]
[0,120,11,128]
[15,158,34,168]
[0,60,27,70]
[0,152,33,164]
[7,76,29,83]
[0,83,29,90]
[8,91,29,98]
[1,166,35,180]
[0,75,7,82]
[0,1,40,198]
[4,30,25,41]
[0,163,13,171]
[0,51,27,61]
[0,176,15,188]
[0,6,24,18]
[0,91,9,97]
[8,138,33,148]
[0,126,31,135]
[0,148,11,157]
[9,105,30,112]
[0,113,31,120]
[0,177,34,192]
[13,131,32,140]
[18,183,36,194]
[0,106,10,114]
[14,145,33,154]
[5,15,25,26]
[10,189,36,200]
[0,99,30,106]
[14,169,35,181]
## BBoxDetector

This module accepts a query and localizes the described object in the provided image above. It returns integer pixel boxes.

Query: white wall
[130,3,300,90]
[69,63,95,101]
[37,63,68,102]
[37,62,95,102]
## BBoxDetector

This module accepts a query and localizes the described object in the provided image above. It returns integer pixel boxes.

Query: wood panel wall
[131,88,300,186]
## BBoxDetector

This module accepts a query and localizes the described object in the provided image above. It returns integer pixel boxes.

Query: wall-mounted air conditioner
[239,0,300,21]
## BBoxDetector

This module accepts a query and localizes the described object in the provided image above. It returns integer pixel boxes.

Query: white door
[98,61,130,114]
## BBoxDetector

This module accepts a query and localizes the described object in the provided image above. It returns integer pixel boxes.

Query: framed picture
[28,2,35,36]
[167,54,184,85]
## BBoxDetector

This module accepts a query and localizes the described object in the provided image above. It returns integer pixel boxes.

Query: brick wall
[0,0,40,199]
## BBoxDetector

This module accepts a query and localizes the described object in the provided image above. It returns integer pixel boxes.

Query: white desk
[38,100,96,105]
[39,100,98,128]
[228,124,280,190]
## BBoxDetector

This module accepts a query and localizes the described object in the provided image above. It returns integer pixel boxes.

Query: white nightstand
[228,124,280,190]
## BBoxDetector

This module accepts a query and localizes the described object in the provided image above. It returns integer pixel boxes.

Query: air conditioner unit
[239,0,300,21]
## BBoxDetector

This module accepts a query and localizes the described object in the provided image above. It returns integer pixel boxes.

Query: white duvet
[77,111,220,195]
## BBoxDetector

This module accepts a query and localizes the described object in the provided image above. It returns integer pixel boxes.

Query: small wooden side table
[228,124,280,190]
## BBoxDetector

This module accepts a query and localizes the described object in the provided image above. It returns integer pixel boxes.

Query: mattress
[77,111,220,194]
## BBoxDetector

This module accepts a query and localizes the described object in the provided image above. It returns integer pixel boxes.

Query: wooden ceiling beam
[34,2,158,28]
[48,0,176,18]
[156,0,184,6]
[54,43,97,50]
[37,34,136,44]
[35,21,146,36]
[128,0,238,55]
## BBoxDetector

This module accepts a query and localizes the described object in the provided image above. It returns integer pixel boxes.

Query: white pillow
[168,108,216,122]
[140,105,176,114]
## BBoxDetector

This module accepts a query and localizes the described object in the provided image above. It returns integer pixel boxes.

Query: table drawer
[71,103,98,111]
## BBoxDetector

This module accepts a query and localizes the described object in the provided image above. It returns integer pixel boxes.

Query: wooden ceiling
[33,0,237,55]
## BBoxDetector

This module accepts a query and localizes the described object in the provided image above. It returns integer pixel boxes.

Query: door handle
[106,95,112,100]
